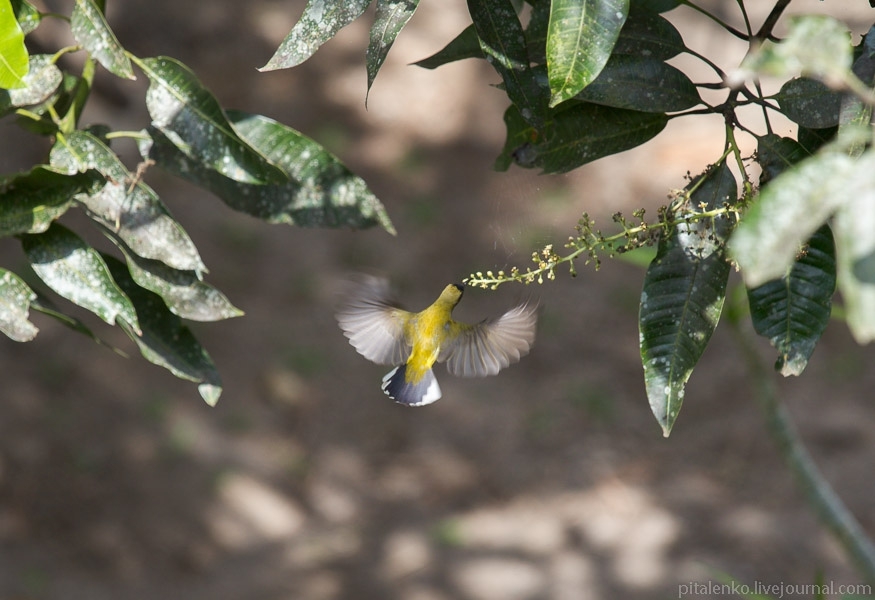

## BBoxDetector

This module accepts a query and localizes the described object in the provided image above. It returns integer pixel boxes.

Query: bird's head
[437,283,465,307]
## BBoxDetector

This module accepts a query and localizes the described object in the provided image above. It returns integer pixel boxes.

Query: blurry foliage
[0,0,395,405]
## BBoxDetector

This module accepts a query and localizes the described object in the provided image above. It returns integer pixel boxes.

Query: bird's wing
[440,301,537,377]
[336,275,412,365]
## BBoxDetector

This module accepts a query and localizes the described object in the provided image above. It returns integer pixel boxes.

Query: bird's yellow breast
[402,286,462,383]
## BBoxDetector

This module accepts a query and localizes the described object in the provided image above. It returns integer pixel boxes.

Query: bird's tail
[381,364,442,406]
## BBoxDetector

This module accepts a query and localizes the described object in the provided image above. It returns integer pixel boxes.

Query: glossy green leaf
[21,223,140,334]
[413,25,483,69]
[496,101,667,173]
[755,134,810,185]
[104,254,222,406]
[639,162,735,436]
[729,150,873,288]
[469,0,549,127]
[612,6,686,60]
[575,55,699,112]
[774,78,842,129]
[0,0,28,89]
[135,56,287,185]
[30,294,122,352]
[367,0,420,97]
[748,225,835,376]
[546,0,629,106]
[71,0,135,80]
[142,112,395,234]
[0,166,101,236]
[12,0,39,34]
[259,0,371,71]
[109,234,242,322]
[0,54,62,115]
[0,267,38,341]
[739,15,852,83]
[49,130,206,273]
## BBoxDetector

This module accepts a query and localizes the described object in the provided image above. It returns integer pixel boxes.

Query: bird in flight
[336,275,537,406]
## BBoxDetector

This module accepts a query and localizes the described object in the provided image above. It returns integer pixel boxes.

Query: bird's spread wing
[440,301,537,377]
[336,276,412,365]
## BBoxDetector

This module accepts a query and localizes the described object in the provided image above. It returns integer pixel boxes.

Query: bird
[336,275,537,406]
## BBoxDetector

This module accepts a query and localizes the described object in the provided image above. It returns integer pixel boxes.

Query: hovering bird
[336,276,537,406]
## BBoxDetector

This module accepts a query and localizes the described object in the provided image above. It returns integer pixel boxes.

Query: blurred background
[1,1,874,598]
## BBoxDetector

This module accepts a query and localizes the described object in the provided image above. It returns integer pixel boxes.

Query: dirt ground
[1,1,874,599]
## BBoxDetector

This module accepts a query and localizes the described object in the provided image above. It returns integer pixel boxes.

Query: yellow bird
[336,276,537,406]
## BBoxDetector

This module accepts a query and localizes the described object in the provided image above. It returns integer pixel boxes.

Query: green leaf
[0,267,38,341]
[469,0,549,127]
[633,0,679,13]
[11,0,40,35]
[142,112,396,234]
[31,293,123,352]
[546,0,629,106]
[0,0,28,89]
[71,0,135,80]
[738,15,852,83]
[259,0,371,71]
[496,101,667,173]
[413,25,483,69]
[729,150,873,288]
[21,223,141,334]
[0,54,62,115]
[774,78,842,129]
[639,162,735,436]
[755,134,810,185]
[796,125,837,155]
[747,225,835,376]
[414,25,483,68]
[613,6,686,60]
[367,0,420,98]
[103,254,222,406]
[575,54,699,112]
[109,234,242,322]
[134,55,287,185]
[49,130,206,273]
[0,166,101,236]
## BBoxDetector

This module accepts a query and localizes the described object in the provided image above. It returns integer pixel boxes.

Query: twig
[728,317,875,585]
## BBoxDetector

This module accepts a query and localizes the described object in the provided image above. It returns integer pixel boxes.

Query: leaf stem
[679,1,750,41]
[727,315,875,585]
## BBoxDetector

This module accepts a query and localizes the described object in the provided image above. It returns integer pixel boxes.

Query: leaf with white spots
[575,54,699,112]
[547,0,629,106]
[0,54,62,115]
[367,0,421,99]
[0,165,101,236]
[134,55,287,185]
[140,112,395,234]
[774,78,842,129]
[109,234,242,322]
[259,0,371,71]
[50,130,206,273]
[104,254,222,406]
[0,268,38,342]
[71,0,135,80]
[12,0,40,35]
[639,162,735,437]
[22,223,141,334]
